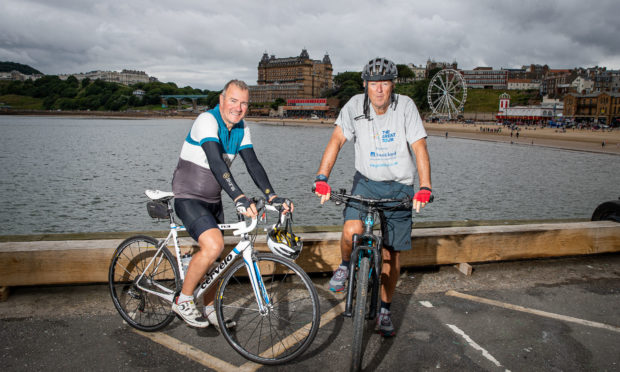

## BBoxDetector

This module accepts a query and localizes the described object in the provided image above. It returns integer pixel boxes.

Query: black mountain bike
[330,189,415,372]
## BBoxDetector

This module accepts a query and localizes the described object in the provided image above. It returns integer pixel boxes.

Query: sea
[0,115,618,235]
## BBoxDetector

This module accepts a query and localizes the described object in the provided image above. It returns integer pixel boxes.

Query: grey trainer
[376,308,395,337]
[329,265,349,292]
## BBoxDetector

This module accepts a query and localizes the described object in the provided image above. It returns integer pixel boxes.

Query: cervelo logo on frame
[201,252,235,287]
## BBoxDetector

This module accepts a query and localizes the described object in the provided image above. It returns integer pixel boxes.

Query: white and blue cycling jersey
[172,105,253,203]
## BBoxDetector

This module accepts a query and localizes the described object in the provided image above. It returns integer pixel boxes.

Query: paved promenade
[2,253,619,371]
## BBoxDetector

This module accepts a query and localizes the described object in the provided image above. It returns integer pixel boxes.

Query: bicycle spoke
[216,253,319,364]
[109,236,180,332]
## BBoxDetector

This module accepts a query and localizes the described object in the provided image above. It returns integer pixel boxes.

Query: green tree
[206,90,221,109]
[270,97,285,110]
[334,71,363,90]
[396,64,414,79]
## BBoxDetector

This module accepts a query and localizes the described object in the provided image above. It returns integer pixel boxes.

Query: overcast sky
[2,0,619,91]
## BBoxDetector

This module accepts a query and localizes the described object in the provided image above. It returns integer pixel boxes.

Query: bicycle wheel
[108,235,180,332]
[351,256,370,372]
[216,253,320,365]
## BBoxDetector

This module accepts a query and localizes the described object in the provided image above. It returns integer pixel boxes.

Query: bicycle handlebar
[228,197,293,236]
[330,189,413,211]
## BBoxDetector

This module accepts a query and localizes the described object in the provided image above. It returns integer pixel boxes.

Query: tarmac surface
[2,253,619,371]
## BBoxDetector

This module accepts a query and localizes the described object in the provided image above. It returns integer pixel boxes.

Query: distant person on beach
[445,131,448,138]
[312,57,432,337]
[170,79,293,328]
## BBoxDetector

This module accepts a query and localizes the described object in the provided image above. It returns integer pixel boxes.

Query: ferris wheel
[427,69,467,119]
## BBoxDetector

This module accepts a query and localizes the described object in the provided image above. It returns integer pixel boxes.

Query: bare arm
[411,137,432,212]
[315,126,347,203]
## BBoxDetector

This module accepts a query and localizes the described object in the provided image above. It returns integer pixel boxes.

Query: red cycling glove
[413,188,432,203]
[313,181,331,196]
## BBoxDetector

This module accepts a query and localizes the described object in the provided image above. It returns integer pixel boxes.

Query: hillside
[0,61,43,75]
[465,88,541,112]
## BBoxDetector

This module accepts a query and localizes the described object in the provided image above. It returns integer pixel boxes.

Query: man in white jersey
[313,58,432,337]
[171,79,293,328]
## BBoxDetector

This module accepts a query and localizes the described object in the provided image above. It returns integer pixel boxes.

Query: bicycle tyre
[108,235,180,332]
[215,253,320,365]
[351,256,370,372]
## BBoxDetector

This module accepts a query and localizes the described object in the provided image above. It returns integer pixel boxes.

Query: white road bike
[108,190,320,365]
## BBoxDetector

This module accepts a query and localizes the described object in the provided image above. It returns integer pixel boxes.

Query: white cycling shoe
[203,305,236,330]
[172,299,209,328]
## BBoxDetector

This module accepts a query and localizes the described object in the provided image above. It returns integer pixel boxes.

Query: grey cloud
[1,0,619,90]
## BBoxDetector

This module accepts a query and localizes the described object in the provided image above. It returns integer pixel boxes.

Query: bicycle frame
[343,207,382,320]
[332,190,411,321]
[134,198,276,316]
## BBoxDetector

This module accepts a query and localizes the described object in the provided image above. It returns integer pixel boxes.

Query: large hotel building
[249,49,333,103]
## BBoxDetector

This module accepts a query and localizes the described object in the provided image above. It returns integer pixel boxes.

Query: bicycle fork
[241,244,272,315]
[343,233,382,319]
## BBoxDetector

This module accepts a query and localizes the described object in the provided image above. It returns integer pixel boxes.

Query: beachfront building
[407,63,427,81]
[523,64,549,80]
[570,76,595,94]
[593,70,620,93]
[279,98,338,118]
[497,103,563,125]
[461,67,507,89]
[563,92,620,126]
[504,68,527,79]
[426,59,458,73]
[249,49,333,103]
[0,70,43,81]
[541,69,575,98]
[507,78,540,90]
[58,69,157,85]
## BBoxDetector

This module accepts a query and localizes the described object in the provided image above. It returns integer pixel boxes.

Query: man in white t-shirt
[313,57,433,337]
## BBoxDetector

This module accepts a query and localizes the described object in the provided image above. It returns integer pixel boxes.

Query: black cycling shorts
[174,198,224,241]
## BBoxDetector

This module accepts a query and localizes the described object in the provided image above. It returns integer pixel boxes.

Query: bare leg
[380,249,400,303]
[181,227,224,306]
[340,219,363,262]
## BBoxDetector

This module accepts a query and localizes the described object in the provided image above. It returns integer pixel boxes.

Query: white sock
[203,304,215,317]
[177,293,193,304]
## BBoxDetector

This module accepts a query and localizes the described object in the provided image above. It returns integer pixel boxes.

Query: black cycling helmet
[361,57,398,81]
[360,57,399,119]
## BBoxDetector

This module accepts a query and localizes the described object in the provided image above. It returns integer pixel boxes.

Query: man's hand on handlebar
[412,187,433,213]
[312,179,331,205]
[268,195,294,214]
[235,195,258,218]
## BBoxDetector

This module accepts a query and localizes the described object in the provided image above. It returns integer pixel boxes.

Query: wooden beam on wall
[0,221,618,287]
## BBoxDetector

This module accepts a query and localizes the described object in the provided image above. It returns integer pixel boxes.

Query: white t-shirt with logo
[336,93,427,185]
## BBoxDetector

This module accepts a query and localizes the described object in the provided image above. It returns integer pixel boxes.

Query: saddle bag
[147,201,170,219]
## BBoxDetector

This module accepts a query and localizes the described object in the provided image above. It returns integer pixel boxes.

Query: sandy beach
[250,117,620,155]
[424,122,620,155]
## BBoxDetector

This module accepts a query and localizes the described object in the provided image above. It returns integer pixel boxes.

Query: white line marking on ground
[134,300,348,372]
[132,329,259,372]
[446,324,510,372]
[419,301,434,308]
[446,290,620,333]
[240,300,347,370]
